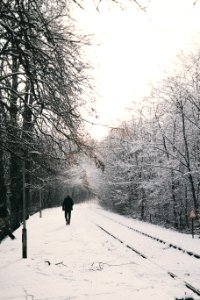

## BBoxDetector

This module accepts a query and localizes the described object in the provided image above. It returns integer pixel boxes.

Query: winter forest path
[0,202,200,300]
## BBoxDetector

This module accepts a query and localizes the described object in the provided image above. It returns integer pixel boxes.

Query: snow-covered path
[0,202,200,300]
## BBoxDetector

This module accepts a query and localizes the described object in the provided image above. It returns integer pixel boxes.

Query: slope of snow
[0,201,199,300]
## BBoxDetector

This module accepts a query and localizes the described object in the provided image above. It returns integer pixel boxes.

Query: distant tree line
[94,49,200,231]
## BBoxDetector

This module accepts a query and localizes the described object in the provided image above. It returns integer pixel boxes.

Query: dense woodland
[92,50,200,231]
[0,0,98,232]
[1,0,200,237]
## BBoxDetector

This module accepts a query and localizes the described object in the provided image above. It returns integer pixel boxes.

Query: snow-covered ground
[0,201,200,300]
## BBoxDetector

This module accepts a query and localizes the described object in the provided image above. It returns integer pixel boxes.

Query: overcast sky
[73,0,200,139]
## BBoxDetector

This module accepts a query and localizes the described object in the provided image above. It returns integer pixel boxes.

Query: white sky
[73,0,200,139]
[1,203,200,299]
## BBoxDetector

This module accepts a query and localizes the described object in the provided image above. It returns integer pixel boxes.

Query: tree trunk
[21,80,34,218]
[0,93,7,208]
[9,56,22,229]
[181,104,198,213]
[0,150,7,208]
[171,171,178,228]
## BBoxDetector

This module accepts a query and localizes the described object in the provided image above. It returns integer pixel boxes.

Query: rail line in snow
[97,225,147,259]
[95,210,200,260]
[96,224,200,298]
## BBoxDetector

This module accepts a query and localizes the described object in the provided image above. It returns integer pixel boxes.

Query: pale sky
[73,0,200,140]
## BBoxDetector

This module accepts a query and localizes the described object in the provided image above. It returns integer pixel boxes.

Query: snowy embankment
[0,201,200,300]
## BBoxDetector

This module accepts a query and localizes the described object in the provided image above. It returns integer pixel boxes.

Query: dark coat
[62,196,74,212]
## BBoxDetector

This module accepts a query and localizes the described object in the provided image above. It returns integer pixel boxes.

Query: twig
[90,261,135,271]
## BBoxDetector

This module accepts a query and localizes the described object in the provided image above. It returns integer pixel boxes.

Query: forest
[0,0,98,235]
[93,50,200,231]
[0,0,200,238]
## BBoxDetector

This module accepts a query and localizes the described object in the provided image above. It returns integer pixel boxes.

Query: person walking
[62,195,74,225]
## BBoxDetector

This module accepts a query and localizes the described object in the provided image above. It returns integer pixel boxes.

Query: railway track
[97,224,200,299]
[95,211,200,260]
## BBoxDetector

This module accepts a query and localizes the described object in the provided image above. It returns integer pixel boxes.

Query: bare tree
[0,0,93,228]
